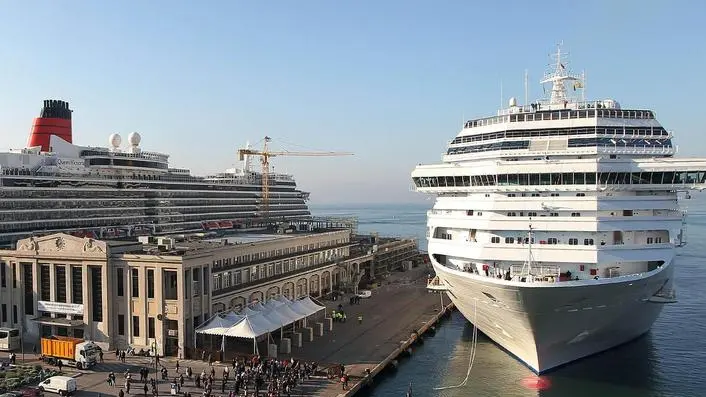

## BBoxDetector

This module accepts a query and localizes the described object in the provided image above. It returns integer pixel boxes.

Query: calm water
[311,199,706,397]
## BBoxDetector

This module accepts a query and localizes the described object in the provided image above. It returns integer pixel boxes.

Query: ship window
[528,212,537,217]
[467,210,474,216]
[647,237,654,244]
[571,212,581,217]
[583,239,594,245]
[531,193,540,197]
[506,212,517,217]
[550,193,560,197]
[576,193,585,197]
[507,193,516,197]
[547,238,558,245]
[491,237,500,243]
[550,212,559,217]
[656,237,662,243]
[505,237,514,243]
[568,238,578,245]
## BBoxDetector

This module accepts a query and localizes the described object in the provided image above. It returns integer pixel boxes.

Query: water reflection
[375,312,663,397]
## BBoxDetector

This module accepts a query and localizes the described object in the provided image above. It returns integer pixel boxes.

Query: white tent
[196,313,244,335]
[195,295,327,352]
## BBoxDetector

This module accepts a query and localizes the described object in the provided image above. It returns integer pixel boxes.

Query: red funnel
[28,99,72,152]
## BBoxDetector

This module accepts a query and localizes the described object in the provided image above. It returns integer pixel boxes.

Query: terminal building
[0,227,419,357]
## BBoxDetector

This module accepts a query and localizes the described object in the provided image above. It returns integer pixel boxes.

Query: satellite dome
[128,132,142,146]
[509,97,517,107]
[109,133,122,148]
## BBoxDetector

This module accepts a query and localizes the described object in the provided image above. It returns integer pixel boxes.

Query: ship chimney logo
[27,99,73,152]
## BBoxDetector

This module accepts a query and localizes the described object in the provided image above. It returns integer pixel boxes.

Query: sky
[1,1,705,204]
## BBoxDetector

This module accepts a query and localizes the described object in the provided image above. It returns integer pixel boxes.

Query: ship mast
[540,43,584,105]
[521,220,535,277]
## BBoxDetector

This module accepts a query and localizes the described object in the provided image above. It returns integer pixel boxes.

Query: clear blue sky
[1,1,705,204]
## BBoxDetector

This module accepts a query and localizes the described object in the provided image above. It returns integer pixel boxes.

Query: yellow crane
[238,136,353,220]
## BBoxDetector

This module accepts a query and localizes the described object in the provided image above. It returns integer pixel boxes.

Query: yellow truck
[40,336,99,369]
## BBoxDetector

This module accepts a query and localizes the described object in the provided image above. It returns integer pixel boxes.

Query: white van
[38,376,77,396]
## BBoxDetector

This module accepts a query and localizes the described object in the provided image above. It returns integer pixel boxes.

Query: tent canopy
[195,296,326,340]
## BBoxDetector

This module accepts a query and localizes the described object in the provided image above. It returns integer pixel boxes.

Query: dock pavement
[1,264,450,397]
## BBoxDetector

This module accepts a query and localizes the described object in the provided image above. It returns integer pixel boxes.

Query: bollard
[315,322,324,337]
[280,338,291,354]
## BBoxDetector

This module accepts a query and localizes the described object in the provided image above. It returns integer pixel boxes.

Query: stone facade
[0,229,360,357]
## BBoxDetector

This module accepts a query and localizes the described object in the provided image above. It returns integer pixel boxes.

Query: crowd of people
[105,354,326,397]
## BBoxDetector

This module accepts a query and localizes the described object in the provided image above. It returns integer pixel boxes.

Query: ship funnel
[27,99,73,152]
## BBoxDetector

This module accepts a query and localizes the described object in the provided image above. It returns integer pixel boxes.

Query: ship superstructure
[0,100,311,246]
[412,46,706,372]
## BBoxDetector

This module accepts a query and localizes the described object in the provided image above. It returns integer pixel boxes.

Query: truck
[40,336,99,370]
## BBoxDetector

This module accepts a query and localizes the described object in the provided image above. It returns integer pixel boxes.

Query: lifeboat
[219,220,234,229]
[207,221,220,229]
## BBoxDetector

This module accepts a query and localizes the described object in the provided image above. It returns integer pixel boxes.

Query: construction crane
[237,136,353,220]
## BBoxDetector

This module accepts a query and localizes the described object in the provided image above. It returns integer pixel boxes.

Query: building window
[118,315,125,335]
[148,317,155,338]
[40,265,50,301]
[131,269,139,298]
[203,268,209,295]
[117,268,124,297]
[55,266,67,303]
[1,304,6,322]
[23,264,33,315]
[147,269,155,299]
[12,305,17,324]
[72,266,83,304]
[90,266,103,322]
[568,238,578,245]
[132,316,140,336]
[0,262,5,288]
[12,263,16,288]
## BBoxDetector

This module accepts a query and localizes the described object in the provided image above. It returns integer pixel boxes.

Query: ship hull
[432,258,672,373]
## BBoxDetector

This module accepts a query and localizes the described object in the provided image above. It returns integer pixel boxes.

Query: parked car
[37,376,76,396]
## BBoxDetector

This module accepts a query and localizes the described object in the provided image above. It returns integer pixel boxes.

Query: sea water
[312,200,706,397]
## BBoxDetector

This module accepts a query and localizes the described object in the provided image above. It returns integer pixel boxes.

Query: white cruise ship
[0,100,311,247]
[411,46,706,373]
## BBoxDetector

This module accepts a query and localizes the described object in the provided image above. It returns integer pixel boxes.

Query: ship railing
[509,264,561,283]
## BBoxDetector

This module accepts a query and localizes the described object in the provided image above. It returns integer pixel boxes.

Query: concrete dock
[292,264,454,396]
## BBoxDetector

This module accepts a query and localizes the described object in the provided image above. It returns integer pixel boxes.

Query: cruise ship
[411,46,706,373]
[0,100,311,247]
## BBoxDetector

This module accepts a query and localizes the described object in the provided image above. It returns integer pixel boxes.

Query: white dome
[509,97,517,107]
[128,132,142,146]
[109,133,122,148]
